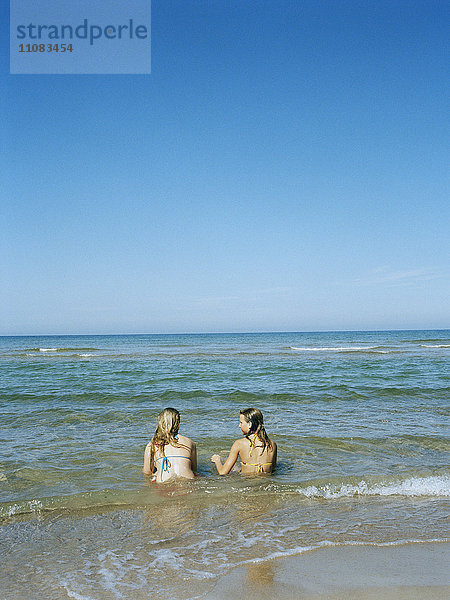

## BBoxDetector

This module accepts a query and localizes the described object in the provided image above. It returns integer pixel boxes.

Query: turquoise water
[1,331,449,599]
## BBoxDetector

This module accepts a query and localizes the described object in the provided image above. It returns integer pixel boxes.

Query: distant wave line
[420,344,450,348]
[290,346,396,353]
[401,339,450,343]
[25,347,101,353]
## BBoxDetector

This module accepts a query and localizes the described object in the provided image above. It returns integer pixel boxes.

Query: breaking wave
[297,476,450,499]
[25,347,100,353]
[420,344,450,348]
[290,346,395,354]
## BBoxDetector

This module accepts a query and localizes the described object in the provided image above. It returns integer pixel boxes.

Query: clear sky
[2,0,449,335]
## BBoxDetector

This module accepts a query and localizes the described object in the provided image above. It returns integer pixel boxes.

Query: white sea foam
[297,476,450,499]
[147,548,181,569]
[39,348,57,352]
[59,583,96,600]
[241,538,450,566]
[0,499,43,518]
[291,346,382,352]
[97,550,131,596]
[80,353,95,357]
[421,344,450,348]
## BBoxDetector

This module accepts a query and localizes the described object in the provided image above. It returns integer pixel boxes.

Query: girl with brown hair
[211,408,277,475]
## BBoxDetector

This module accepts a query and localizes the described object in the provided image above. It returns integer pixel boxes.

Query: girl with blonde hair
[211,408,277,475]
[144,408,197,482]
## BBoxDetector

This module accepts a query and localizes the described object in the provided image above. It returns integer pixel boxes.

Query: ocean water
[0,331,449,599]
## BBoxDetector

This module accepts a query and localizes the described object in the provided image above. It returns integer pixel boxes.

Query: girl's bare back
[152,434,197,482]
[239,435,277,474]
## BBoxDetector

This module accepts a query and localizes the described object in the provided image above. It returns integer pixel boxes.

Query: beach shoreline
[202,541,450,600]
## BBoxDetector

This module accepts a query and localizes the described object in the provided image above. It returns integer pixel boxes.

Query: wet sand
[202,542,449,600]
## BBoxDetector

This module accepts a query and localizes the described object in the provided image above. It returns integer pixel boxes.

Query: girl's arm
[143,443,154,475]
[211,440,240,475]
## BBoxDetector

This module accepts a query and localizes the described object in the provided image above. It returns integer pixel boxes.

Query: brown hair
[240,407,273,453]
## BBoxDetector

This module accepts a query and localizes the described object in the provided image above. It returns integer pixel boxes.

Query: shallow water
[1,331,449,598]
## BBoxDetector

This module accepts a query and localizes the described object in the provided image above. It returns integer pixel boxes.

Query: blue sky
[2,0,449,335]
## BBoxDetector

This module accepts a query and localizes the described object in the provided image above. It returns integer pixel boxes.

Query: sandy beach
[203,542,449,600]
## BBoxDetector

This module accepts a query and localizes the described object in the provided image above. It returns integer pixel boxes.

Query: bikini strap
[160,456,171,481]
[248,433,258,452]
[155,454,191,481]
[241,461,272,472]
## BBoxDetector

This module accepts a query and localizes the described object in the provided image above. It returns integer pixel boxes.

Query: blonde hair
[240,407,273,453]
[149,407,186,468]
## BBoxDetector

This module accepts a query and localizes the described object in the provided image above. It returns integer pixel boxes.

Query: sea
[0,330,449,599]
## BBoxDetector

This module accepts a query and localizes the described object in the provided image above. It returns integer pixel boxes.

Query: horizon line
[1,327,449,338]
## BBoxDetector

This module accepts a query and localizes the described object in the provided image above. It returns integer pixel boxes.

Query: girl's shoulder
[176,434,194,447]
[232,437,248,451]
